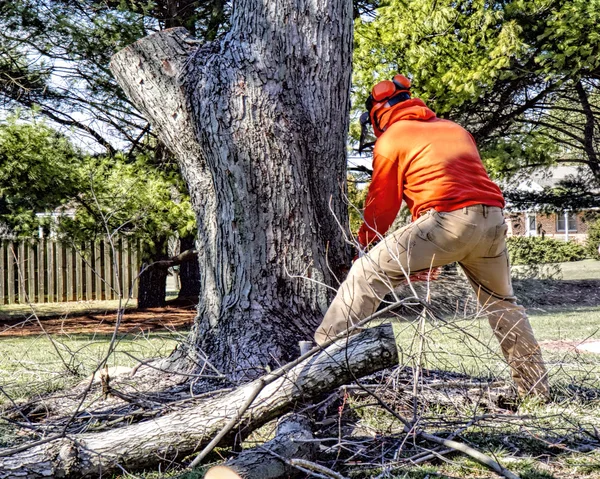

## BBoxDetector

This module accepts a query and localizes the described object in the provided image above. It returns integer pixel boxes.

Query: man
[314,75,549,397]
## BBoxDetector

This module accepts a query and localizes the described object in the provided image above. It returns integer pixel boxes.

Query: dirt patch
[540,339,600,354]
[0,303,196,337]
[513,279,600,307]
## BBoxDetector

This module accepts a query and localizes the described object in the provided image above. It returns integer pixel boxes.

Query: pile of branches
[1,305,600,479]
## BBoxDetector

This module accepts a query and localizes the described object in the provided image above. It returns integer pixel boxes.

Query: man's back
[375,115,504,218]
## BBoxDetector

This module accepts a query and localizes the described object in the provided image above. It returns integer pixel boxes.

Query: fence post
[113,238,122,300]
[0,241,5,305]
[103,239,112,301]
[85,242,93,301]
[7,241,15,304]
[38,238,45,303]
[28,241,36,303]
[47,240,55,303]
[75,245,83,301]
[132,241,139,299]
[18,241,26,304]
[56,241,64,302]
[66,243,74,302]
[122,238,130,299]
[94,241,102,300]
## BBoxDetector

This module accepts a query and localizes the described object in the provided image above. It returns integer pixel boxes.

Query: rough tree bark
[0,326,398,478]
[110,0,353,380]
[204,414,317,479]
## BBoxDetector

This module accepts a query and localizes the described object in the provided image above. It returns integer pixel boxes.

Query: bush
[584,219,600,260]
[506,236,587,265]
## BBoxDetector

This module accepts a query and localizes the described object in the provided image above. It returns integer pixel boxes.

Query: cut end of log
[204,465,243,479]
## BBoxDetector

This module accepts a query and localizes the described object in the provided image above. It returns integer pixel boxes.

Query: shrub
[506,236,587,265]
[584,219,600,260]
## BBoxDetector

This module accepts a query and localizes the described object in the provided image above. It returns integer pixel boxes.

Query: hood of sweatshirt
[375,98,437,136]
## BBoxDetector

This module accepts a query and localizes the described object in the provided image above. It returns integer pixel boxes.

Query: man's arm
[357,152,402,248]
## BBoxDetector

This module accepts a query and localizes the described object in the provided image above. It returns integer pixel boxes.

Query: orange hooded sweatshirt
[357,98,505,247]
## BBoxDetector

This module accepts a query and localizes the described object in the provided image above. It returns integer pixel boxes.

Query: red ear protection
[369,75,412,136]
[392,74,411,90]
[359,74,413,146]
[371,80,398,102]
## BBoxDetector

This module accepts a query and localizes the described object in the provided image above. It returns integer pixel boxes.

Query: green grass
[0,330,180,405]
[558,259,600,281]
[527,306,600,342]
[391,305,600,386]
[3,268,600,478]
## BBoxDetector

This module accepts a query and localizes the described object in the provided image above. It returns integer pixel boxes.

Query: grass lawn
[558,258,600,280]
[0,330,180,407]
[392,305,600,387]
[1,261,600,478]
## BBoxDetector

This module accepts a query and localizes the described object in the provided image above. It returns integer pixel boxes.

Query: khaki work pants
[315,205,549,396]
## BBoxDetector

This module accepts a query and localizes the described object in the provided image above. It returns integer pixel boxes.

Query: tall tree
[352,0,600,185]
[57,152,196,307]
[0,0,216,302]
[111,0,353,381]
[0,115,84,235]
[0,0,229,150]
[0,116,196,306]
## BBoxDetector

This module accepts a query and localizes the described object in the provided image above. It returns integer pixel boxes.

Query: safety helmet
[359,74,412,152]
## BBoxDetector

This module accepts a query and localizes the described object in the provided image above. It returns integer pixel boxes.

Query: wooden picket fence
[0,238,141,305]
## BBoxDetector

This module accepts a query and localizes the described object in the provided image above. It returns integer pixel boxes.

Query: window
[555,212,577,232]
[525,213,537,236]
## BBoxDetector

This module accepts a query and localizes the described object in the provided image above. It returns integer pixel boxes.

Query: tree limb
[0,325,398,478]
[142,248,199,272]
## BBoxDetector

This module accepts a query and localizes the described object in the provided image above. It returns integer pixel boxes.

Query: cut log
[0,325,398,478]
[204,414,317,479]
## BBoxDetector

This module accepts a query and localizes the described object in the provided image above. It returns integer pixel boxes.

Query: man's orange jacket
[357,98,505,248]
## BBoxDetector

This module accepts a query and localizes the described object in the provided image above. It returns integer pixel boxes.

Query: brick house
[504,166,596,244]
[506,210,590,243]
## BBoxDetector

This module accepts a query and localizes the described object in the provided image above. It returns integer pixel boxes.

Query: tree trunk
[137,238,169,308]
[204,414,317,479]
[110,0,353,381]
[177,233,201,300]
[0,326,398,478]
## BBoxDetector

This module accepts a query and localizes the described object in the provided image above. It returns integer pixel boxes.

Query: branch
[0,325,398,477]
[419,431,521,479]
[142,248,199,272]
[204,414,319,479]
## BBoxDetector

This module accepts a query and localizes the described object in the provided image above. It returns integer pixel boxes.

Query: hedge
[585,219,600,260]
[506,236,587,265]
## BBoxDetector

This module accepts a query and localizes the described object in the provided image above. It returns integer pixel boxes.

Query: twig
[289,458,350,479]
[419,431,521,479]
[408,447,454,465]
[187,298,416,469]
[347,360,521,479]
[188,378,266,468]
[0,433,65,457]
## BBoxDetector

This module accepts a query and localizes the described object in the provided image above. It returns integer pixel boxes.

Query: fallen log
[0,325,398,478]
[204,414,317,479]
